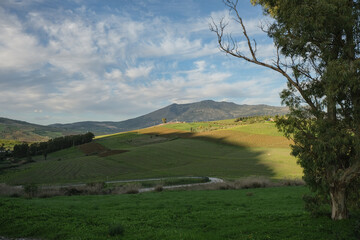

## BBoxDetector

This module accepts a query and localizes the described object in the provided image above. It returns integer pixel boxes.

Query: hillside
[0,117,72,142]
[0,100,288,141]
[50,100,289,135]
[0,120,302,185]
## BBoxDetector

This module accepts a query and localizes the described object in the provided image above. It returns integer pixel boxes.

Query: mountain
[0,100,288,140]
[0,117,73,142]
[49,100,289,135]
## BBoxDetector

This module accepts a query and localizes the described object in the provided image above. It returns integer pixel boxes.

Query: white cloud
[105,69,123,80]
[125,65,153,79]
[0,7,48,71]
[0,1,284,124]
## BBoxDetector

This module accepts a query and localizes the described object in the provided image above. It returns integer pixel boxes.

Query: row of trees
[234,115,275,123]
[12,132,95,159]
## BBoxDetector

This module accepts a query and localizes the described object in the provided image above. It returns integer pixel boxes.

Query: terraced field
[0,121,302,185]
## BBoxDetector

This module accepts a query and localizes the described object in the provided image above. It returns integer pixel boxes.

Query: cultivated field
[0,120,358,240]
[0,121,302,185]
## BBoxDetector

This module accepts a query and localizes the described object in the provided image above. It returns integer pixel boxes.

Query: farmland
[0,120,358,240]
[0,121,302,185]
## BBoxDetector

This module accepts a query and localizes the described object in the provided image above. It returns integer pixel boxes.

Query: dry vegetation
[0,177,304,198]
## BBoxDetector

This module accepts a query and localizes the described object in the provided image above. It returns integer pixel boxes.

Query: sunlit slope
[0,122,302,185]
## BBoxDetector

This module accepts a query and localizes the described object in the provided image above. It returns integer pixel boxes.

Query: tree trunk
[330,186,348,220]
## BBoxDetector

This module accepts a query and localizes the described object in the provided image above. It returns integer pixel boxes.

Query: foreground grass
[0,186,357,240]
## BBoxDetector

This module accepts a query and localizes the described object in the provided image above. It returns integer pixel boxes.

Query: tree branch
[210,0,319,114]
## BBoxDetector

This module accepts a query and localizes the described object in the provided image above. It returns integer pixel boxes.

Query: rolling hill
[0,120,302,185]
[50,100,289,135]
[0,100,288,140]
[0,117,72,142]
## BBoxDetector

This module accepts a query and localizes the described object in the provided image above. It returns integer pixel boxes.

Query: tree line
[12,132,95,159]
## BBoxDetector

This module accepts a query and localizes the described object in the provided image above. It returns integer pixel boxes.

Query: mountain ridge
[1,100,288,140]
[49,100,288,135]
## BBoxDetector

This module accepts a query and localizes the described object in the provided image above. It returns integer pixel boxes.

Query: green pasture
[0,186,357,240]
[0,136,301,184]
[230,122,284,137]
[163,122,222,131]
[0,121,302,185]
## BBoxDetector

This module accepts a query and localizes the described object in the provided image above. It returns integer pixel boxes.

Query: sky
[0,0,287,125]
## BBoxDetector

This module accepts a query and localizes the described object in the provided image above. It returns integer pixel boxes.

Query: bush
[154,185,163,192]
[280,178,305,186]
[23,184,38,198]
[234,176,272,189]
[123,183,140,194]
[62,187,83,196]
[108,224,125,236]
[0,183,22,197]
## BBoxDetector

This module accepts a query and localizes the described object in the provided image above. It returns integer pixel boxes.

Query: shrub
[234,176,272,189]
[24,184,38,198]
[0,183,22,197]
[154,185,163,192]
[62,187,83,196]
[108,224,125,236]
[123,183,140,194]
[280,178,305,186]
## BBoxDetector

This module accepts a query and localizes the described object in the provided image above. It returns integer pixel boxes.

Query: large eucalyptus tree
[211,0,360,220]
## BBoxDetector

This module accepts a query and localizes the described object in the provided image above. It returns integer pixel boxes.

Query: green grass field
[0,121,302,185]
[0,186,358,240]
[230,122,284,136]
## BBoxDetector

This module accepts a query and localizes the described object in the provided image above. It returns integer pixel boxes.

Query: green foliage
[12,132,95,158]
[23,184,38,198]
[161,118,167,123]
[239,0,360,219]
[0,139,21,151]
[0,187,358,239]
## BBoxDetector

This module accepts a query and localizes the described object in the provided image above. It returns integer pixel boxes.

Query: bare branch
[210,0,319,113]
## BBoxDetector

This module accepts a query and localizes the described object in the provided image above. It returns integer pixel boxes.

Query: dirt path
[138,177,224,192]
[30,176,224,191]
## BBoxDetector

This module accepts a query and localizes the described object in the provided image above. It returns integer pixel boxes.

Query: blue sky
[0,0,286,125]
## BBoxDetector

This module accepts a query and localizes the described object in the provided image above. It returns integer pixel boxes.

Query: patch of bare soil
[98,149,129,157]
[78,142,108,155]
[78,142,129,157]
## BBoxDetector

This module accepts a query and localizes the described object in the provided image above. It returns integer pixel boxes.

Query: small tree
[211,0,360,220]
[162,118,167,124]
[0,144,5,161]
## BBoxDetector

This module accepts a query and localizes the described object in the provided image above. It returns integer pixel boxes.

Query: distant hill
[0,117,73,142]
[49,100,288,135]
[0,100,288,140]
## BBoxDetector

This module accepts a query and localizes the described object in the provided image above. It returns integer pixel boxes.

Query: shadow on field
[137,127,277,178]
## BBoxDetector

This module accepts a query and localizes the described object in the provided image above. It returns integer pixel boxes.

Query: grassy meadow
[0,121,302,185]
[0,186,358,240]
[0,120,358,240]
